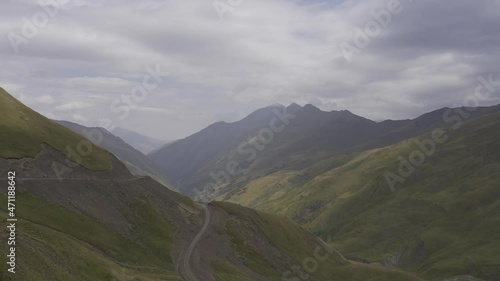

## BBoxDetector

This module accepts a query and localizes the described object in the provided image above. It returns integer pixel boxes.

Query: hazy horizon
[2,0,500,140]
[13,99,500,142]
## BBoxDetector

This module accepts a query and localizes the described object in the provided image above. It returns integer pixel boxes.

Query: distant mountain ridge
[112,127,167,155]
[219,110,500,281]
[0,87,423,281]
[149,102,500,196]
[150,99,500,280]
[54,120,172,188]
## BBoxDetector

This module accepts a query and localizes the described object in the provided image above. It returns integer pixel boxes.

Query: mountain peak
[287,103,302,112]
[302,104,321,112]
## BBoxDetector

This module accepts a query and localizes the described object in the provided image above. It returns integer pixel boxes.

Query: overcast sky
[1,0,499,140]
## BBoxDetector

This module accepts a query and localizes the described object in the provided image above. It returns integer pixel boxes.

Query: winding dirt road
[179,203,211,281]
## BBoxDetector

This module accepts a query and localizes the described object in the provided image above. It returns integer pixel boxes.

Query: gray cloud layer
[1,0,499,140]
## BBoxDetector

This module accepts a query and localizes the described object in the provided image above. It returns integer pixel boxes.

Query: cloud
[35,94,54,105]
[134,106,172,114]
[55,101,91,112]
[0,0,499,139]
[71,113,87,123]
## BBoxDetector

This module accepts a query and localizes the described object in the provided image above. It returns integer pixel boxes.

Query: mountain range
[111,127,168,155]
[1,86,499,280]
[53,120,171,188]
[0,88,430,280]
[148,102,500,281]
[149,103,500,197]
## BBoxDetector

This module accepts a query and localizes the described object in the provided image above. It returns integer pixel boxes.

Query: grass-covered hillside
[0,193,183,281]
[54,120,171,187]
[0,88,423,280]
[149,102,500,197]
[212,201,423,281]
[0,161,422,281]
[0,87,111,171]
[221,111,500,281]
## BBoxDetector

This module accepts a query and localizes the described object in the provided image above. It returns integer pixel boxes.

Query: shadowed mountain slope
[54,120,171,187]
[112,127,167,155]
[0,87,424,281]
[149,102,500,197]
[220,110,500,281]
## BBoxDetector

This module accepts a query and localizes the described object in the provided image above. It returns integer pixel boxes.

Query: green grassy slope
[0,88,111,171]
[221,112,500,281]
[0,181,424,281]
[54,120,172,187]
[213,202,423,281]
[212,260,254,281]
[0,91,423,281]
[0,193,181,281]
[150,103,500,197]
